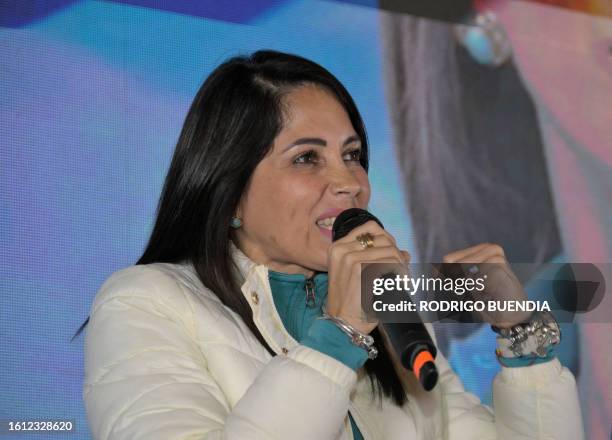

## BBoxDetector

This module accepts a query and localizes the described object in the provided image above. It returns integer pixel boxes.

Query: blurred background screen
[2,0,611,438]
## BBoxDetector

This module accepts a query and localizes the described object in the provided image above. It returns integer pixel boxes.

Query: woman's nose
[328,166,362,197]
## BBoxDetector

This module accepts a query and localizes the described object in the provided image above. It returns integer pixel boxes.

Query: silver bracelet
[492,311,561,358]
[318,309,378,360]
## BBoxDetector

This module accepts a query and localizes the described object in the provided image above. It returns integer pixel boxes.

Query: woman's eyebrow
[284,134,361,152]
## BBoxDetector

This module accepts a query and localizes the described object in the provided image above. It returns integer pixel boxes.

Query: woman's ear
[235,191,246,218]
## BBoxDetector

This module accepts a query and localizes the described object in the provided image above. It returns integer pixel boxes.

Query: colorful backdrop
[2,1,611,438]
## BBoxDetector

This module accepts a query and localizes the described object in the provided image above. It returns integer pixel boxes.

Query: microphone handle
[383,322,439,391]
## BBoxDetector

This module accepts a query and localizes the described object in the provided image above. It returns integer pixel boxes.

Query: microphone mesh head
[331,208,384,242]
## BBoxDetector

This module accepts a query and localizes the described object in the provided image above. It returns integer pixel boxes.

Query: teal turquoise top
[268,270,366,440]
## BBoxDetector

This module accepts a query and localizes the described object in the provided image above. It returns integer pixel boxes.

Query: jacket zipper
[305,276,316,308]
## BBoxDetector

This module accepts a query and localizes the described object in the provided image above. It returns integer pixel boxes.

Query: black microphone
[332,208,439,391]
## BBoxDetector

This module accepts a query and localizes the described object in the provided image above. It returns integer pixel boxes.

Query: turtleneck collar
[267,270,329,343]
[268,269,328,283]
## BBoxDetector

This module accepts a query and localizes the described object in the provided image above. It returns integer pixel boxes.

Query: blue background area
[1,1,561,437]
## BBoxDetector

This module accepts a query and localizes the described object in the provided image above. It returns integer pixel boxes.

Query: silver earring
[454,11,512,67]
[230,216,242,229]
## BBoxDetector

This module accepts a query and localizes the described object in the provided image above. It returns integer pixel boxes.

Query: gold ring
[356,233,374,249]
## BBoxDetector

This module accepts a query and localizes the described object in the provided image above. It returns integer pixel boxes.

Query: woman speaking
[83,50,583,439]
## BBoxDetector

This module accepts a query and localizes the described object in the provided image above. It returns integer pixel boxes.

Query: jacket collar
[229,240,300,355]
[229,239,258,284]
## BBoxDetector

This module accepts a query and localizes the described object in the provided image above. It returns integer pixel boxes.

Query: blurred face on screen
[495,0,612,155]
[234,84,370,276]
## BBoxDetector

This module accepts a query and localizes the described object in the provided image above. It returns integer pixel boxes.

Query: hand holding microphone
[326,208,439,391]
[325,214,409,335]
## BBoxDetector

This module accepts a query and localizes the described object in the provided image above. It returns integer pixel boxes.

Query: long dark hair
[79,50,406,406]
[380,15,562,354]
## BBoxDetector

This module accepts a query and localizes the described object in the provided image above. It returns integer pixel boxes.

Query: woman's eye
[293,150,318,165]
[343,149,362,162]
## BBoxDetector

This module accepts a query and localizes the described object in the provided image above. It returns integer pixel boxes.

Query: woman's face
[235,84,371,276]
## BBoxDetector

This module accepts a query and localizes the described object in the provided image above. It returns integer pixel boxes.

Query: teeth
[317,216,337,229]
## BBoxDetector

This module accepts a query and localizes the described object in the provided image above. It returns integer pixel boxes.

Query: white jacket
[84,244,584,439]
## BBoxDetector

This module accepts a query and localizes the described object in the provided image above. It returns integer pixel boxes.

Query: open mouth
[316,216,337,231]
